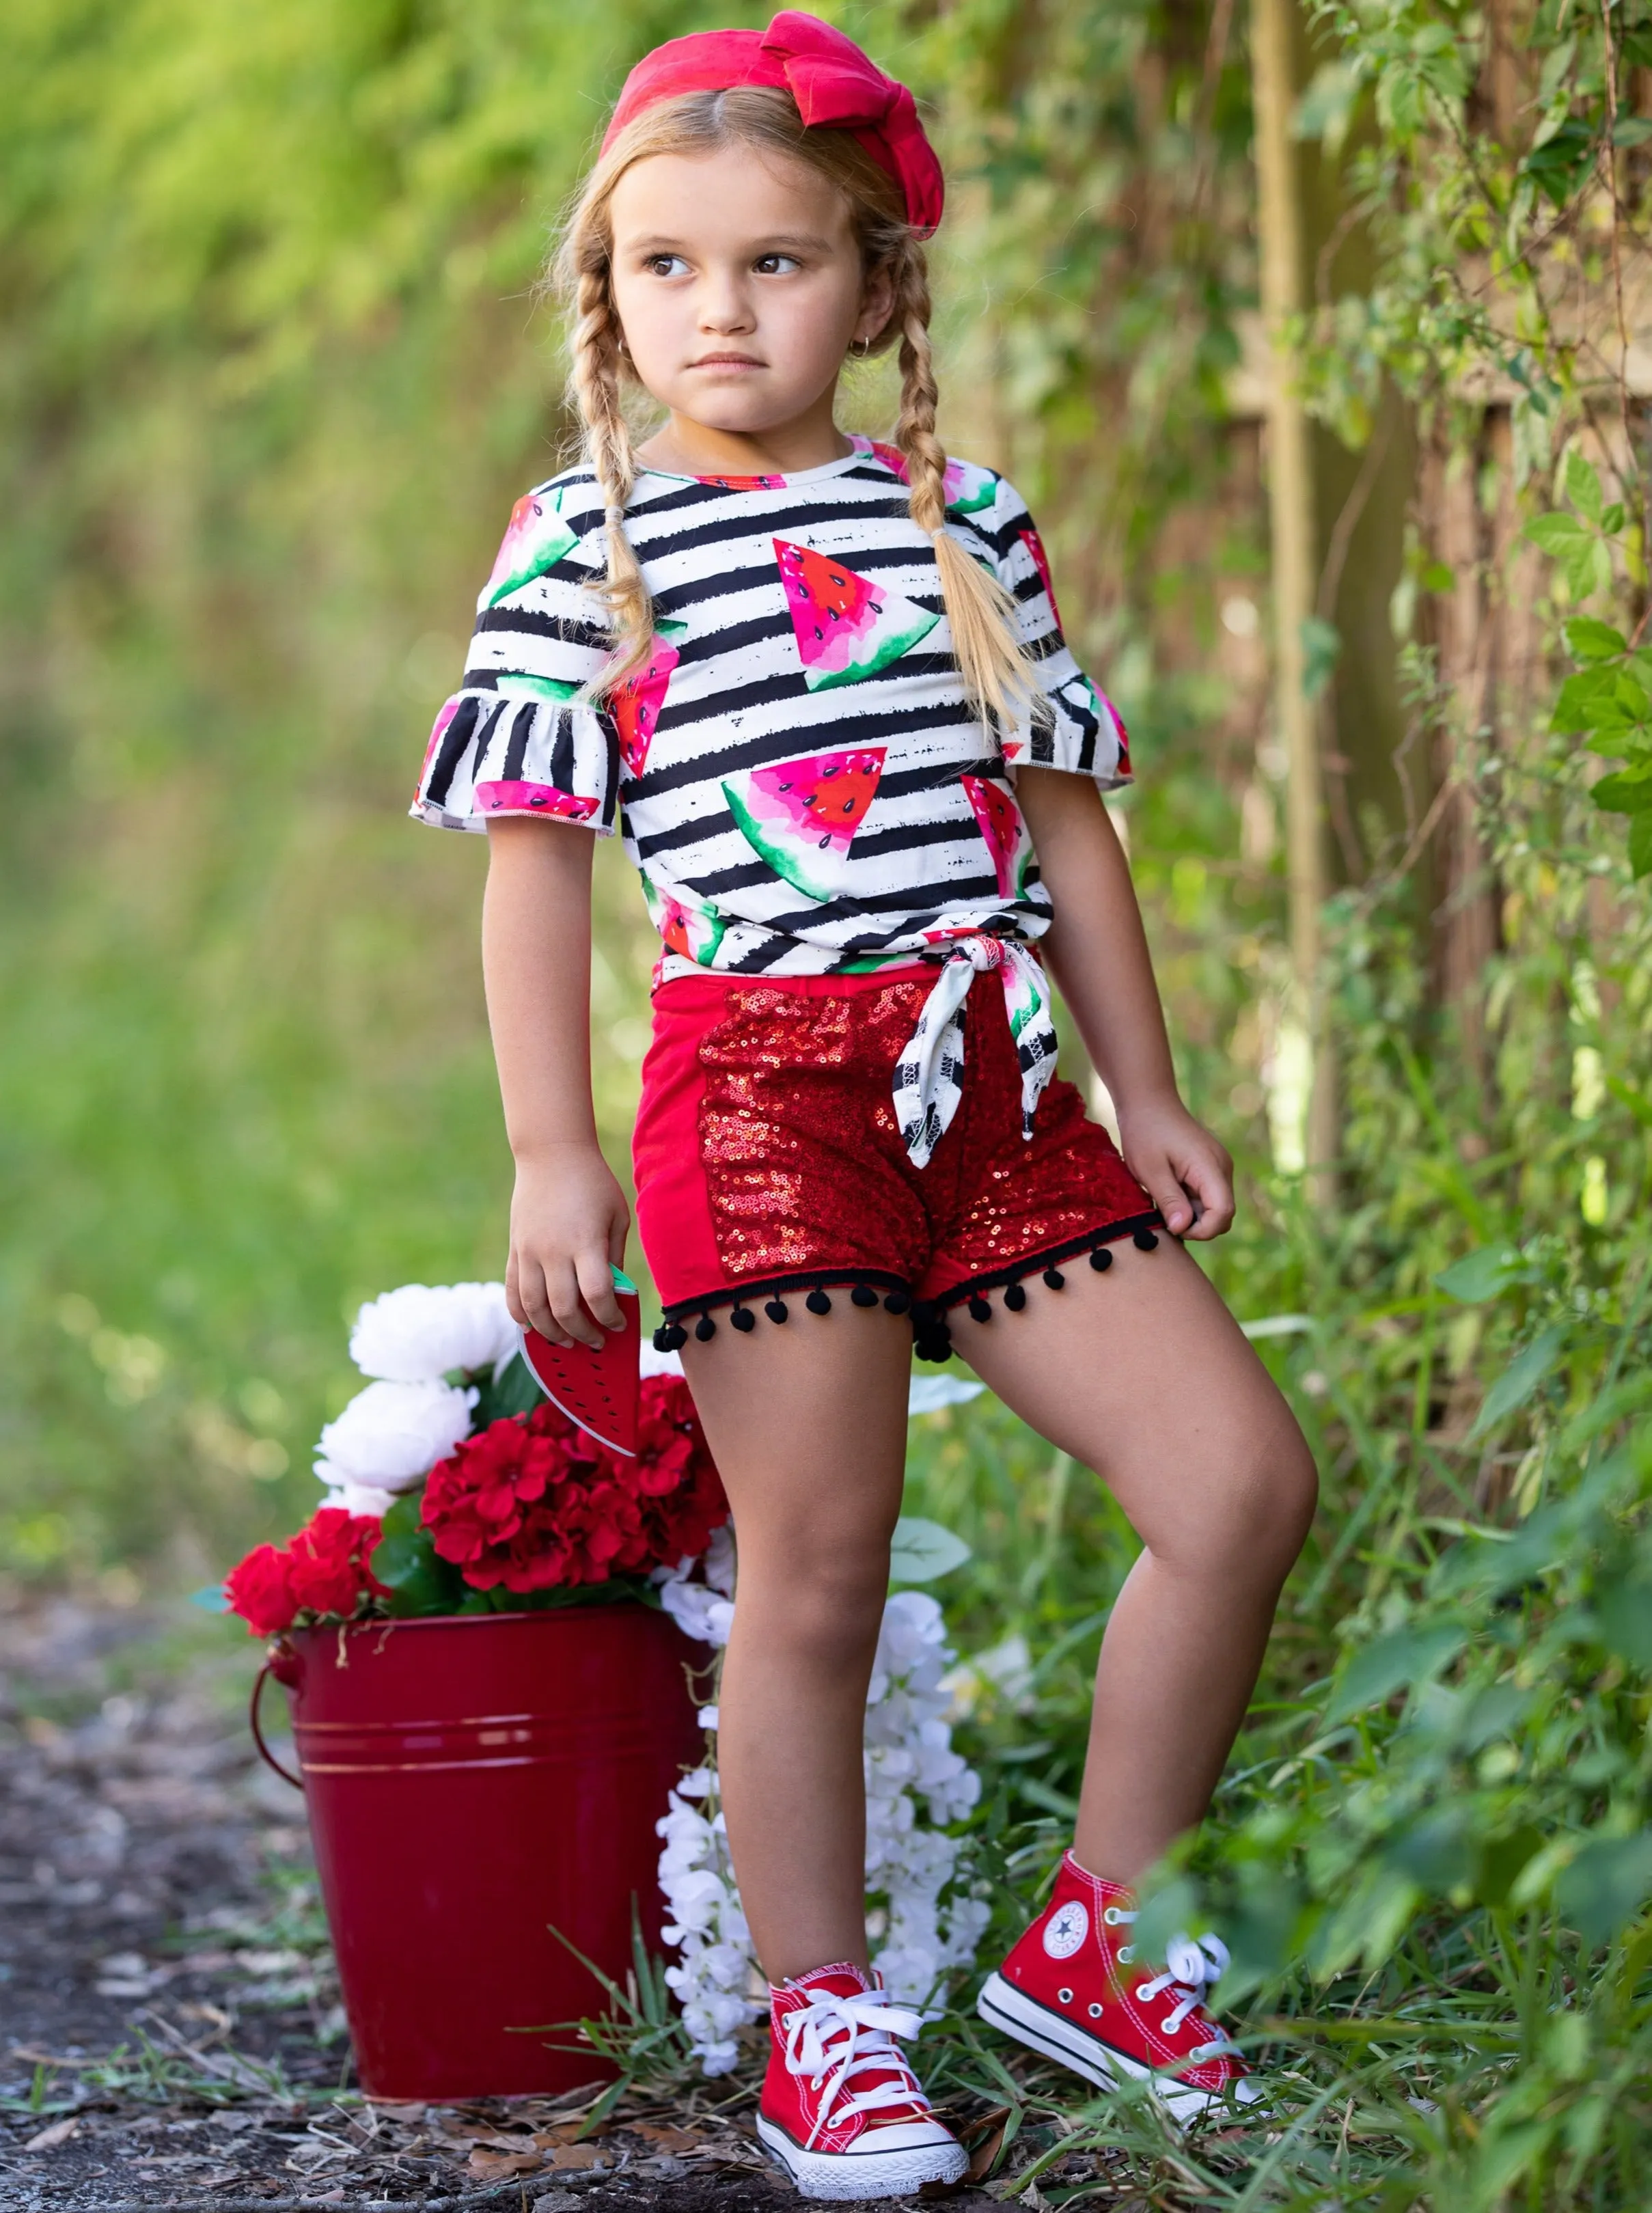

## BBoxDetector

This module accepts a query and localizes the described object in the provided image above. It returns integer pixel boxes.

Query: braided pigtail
[562,240,654,696]
[887,249,1043,732]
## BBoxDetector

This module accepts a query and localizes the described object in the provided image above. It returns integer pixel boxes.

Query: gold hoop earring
[850,335,872,360]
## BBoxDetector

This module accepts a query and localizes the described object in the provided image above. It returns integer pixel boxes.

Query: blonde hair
[549,86,1041,730]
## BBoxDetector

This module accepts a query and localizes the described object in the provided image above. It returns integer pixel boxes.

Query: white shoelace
[1109,1909,1235,2046]
[891,937,1058,1168]
[781,1988,933,2149]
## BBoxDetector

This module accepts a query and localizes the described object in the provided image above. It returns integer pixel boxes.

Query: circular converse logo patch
[1042,1900,1088,1960]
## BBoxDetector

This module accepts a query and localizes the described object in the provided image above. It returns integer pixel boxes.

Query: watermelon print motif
[1087,679,1131,777]
[1019,527,1064,631]
[774,540,937,691]
[723,747,886,902]
[474,780,598,821]
[417,697,463,792]
[864,442,998,517]
[961,774,1032,901]
[482,489,579,607]
[698,471,786,491]
[495,672,582,704]
[613,640,678,780]
[642,875,727,966]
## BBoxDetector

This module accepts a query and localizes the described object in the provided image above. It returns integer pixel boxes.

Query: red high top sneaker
[978,1853,1259,2121]
[756,1962,967,2201]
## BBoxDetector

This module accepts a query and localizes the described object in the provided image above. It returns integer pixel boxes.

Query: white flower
[314,1379,476,1494]
[319,1482,398,1520]
[348,1282,518,1383]
[653,1545,989,2069]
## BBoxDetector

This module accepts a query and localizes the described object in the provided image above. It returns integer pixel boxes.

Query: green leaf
[1565,449,1605,522]
[1467,1325,1569,1442]
[1591,769,1652,812]
[1421,561,1455,592]
[1606,1075,1652,1127]
[472,1350,542,1426]
[1434,1246,1531,1302]
[1594,1576,1652,1667]
[1631,812,1652,877]
[1612,115,1652,148]
[1526,512,1592,555]
[1327,1622,1468,1722]
[370,1522,465,1617]
[1556,1833,1652,1946]
[1563,616,1627,662]
[1601,504,1626,535]
[1300,614,1342,702]
[1475,1825,1545,1908]
[1552,668,1620,733]
[889,1516,973,1583]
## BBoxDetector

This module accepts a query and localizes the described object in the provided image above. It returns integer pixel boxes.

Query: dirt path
[1,1597,1012,2212]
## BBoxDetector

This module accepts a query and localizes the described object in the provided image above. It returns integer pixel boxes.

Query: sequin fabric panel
[689,974,1153,1300]
[696,980,935,1284]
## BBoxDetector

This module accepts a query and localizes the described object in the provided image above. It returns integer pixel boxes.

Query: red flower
[422,1375,728,1595]
[225,1508,387,1636]
[225,1543,297,1636]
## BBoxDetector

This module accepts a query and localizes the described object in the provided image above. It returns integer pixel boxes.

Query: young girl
[415,12,1318,2197]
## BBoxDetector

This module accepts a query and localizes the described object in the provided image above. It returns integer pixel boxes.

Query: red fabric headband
[601,10,944,240]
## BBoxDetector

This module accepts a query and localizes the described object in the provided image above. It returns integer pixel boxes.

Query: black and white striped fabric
[413,439,1127,1160]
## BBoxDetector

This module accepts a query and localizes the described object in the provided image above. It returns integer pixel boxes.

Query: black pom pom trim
[730,1305,756,1332]
[765,1298,789,1324]
[659,1323,689,1351]
[1004,1280,1028,1311]
[652,1324,672,1351]
[911,1300,937,1328]
[695,1313,718,1341]
[884,1291,911,1315]
[850,1283,879,1308]
[913,1334,954,1363]
[1090,1246,1114,1272]
[1133,1228,1159,1250]
[968,1293,993,1322]
[806,1289,832,1315]
[1043,1267,1066,1290]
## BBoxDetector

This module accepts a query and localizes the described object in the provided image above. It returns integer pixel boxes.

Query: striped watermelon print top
[412,436,1130,982]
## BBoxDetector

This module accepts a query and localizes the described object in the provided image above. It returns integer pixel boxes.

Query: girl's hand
[1116,1095,1235,1241]
[506,1145,633,1350]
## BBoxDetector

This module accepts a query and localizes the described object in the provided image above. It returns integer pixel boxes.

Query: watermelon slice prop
[774,539,938,691]
[723,747,885,903]
[519,1267,642,1457]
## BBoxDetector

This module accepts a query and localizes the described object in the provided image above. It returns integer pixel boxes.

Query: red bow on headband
[601,10,944,239]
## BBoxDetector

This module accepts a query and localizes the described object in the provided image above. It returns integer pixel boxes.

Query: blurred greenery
[4,0,1651,2201]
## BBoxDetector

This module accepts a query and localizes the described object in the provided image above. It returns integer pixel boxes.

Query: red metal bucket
[251,1606,702,2100]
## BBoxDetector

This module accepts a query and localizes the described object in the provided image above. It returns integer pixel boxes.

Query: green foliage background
[3,0,1651,2202]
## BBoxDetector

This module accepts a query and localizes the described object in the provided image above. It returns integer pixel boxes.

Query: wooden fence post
[1252,0,1337,1202]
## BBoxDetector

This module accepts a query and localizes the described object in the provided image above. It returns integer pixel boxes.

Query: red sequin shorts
[633,965,1161,1362]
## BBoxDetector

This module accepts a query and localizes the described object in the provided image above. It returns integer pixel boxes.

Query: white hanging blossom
[656,1551,987,2074]
[313,1378,477,1497]
[348,1281,519,1383]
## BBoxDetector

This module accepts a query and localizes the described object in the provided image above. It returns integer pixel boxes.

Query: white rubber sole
[755,2111,969,2201]
[977,1970,1258,2124]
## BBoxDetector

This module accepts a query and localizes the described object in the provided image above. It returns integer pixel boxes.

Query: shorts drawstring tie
[893,937,1058,1168]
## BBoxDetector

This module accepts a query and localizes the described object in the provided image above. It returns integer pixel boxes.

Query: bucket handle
[249,1660,305,1790]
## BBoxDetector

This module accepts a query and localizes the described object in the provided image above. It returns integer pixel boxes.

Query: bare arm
[482,818,631,1347]
[1015,767,1234,1239]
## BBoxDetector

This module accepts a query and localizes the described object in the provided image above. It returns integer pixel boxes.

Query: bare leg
[682,1304,913,1984]
[959,1241,1317,1884]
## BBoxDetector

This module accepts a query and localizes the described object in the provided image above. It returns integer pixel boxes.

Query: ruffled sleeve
[411,481,622,835]
[988,476,1132,791]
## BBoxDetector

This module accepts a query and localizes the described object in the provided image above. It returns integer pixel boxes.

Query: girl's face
[607,143,892,443]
